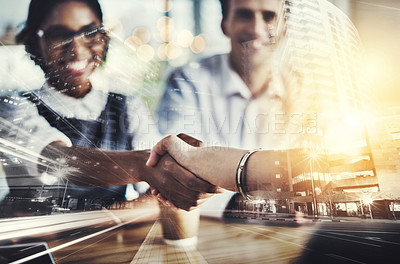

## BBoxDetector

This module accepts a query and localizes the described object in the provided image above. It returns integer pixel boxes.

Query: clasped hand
[145,134,219,211]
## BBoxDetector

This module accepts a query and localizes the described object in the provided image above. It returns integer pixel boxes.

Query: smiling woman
[0,0,215,218]
[17,0,108,98]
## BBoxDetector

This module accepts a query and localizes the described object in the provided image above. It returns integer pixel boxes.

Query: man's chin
[241,53,272,67]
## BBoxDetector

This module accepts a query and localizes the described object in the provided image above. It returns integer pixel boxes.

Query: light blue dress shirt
[158,54,252,149]
[157,54,287,217]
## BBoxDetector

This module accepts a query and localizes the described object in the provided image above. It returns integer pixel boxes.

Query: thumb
[146,149,160,167]
[146,143,165,167]
[146,136,175,167]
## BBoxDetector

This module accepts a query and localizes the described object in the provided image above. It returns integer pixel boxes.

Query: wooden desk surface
[48,217,316,264]
[1,198,317,264]
[2,198,398,264]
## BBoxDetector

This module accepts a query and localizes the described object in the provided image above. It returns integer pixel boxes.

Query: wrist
[129,150,151,182]
[180,147,197,173]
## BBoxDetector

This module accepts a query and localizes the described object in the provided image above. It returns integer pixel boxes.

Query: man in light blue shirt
[157,0,287,216]
[157,0,288,149]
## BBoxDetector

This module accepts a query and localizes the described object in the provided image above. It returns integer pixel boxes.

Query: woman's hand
[150,187,214,210]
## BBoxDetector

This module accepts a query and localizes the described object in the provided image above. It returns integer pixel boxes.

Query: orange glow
[154,0,173,12]
[132,27,152,44]
[137,44,155,62]
[190,34,206,53]
[177,30,194,48]
[157,43,168,61]
[165,42,182,59]
[157,16,175,42]
[124,36,142,52]
[104,18,123,38]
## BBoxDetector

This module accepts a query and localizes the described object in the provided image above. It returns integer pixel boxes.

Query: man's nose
[248,13,268,39]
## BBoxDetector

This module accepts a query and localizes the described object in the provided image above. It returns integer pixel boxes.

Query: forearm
[182,147,245,191]
[40,142,150,187]
[182,147,285,193]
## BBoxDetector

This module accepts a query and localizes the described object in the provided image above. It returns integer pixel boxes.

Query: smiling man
[157,0,285,149]
[222,0,280,94]
[157,0,286,216]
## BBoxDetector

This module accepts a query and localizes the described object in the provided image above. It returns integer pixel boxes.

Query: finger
[149,157,205,204]
[216,187,225,193]
[157,193,169,206]
[148,154,214,210]
[163,154,218,194]
[196,198,210,207]
[167,196,197,211]
[155,192,174,208]
[165,200,178,210]
[146,147,164,167]
[161,192,196,211]
[186,205,200,211]
[150,187,159,196]
[172,171,218,194]
[157,183,200,210]
[177,133,203,147]
[198,193,214,200]
[159,174,203,203]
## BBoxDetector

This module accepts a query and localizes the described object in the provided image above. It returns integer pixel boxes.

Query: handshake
[43,133,266,211]
[144,134,223,211]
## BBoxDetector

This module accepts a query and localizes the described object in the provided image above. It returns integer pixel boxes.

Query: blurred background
[0,2,400,263]
[0,0,400,212]
[0,0,230,110]
[0,0,399,112]
[1,0,400,218]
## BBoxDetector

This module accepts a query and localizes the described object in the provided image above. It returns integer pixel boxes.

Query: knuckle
[160,177,167,185]
[162,159,174,173]
[189,200,197,208]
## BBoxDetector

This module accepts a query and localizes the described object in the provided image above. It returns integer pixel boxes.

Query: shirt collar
[219,54,285,101]
[34,81,108,120]
[220,54,252,100]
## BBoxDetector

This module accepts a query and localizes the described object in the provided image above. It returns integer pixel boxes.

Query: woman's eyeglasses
[37,26,107,50]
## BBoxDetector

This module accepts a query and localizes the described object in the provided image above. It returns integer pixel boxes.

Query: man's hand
[177,133,203,147]
[146,134,222,210]
[145,154,217,211]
